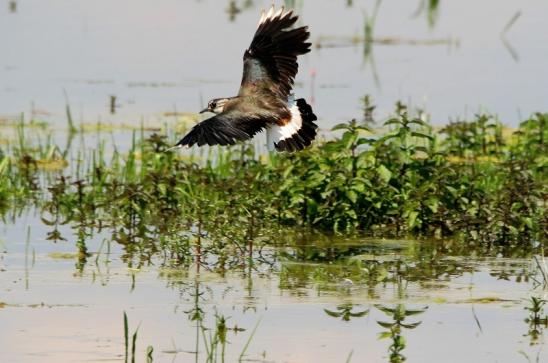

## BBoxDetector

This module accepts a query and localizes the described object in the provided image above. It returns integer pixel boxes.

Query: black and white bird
[174,6,318,152]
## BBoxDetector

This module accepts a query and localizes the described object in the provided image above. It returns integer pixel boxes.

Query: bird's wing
[175,110,270,148]
[239,6,311,98]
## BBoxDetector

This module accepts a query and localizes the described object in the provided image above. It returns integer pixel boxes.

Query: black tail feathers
[275,98,318,152]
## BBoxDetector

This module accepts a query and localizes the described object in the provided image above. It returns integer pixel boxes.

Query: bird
[174,6,318,153]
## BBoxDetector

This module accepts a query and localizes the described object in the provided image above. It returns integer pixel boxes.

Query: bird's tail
[273,98,318,152]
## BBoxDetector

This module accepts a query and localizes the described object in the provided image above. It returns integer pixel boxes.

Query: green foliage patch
[0,105,546,261]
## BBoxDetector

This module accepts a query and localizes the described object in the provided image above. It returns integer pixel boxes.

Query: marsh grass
[0,101,546,274]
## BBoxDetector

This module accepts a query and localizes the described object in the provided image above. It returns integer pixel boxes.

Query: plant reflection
[324,303,369,321]
[376,304,427,363]
[412,0,440,28]
[9,1,17,13]
[226,1,241,22]
[524,297,548,345]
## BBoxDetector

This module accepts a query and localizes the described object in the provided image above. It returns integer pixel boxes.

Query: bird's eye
[211,102,216,108]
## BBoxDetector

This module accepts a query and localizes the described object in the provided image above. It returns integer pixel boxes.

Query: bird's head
[200,98,229,114]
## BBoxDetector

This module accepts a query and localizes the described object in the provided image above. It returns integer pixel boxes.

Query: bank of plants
[0,104,546,260]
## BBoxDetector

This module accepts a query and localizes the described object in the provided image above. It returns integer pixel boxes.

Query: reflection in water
[110,95,119,114]
[363,0,382,87]
[376,304,427,363]
[324,303,369,321]
[2,0,545,126]
[226,1,241,22]
[412,0,440,28]
[500,11,522,62]
[524,297,548,346]
[1,211,546,362]
[314,0,457,89]
[277,237,485,299]
[8,1,17,14]
[225,0,259,22]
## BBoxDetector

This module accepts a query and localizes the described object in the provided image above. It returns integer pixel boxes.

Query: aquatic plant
[376,304,427,363]
[0,101,546,270]
[123,312,140,363]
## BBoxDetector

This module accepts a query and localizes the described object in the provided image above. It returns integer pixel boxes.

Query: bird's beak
[199,108,209,114]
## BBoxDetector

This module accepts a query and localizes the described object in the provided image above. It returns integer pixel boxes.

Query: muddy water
[1,216,546,363]
[1,0,548,128]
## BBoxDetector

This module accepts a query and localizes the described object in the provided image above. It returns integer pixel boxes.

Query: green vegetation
[0,103,546,267]
[124,312,140,363]
[376,304,427,363]
[524,296,548,345]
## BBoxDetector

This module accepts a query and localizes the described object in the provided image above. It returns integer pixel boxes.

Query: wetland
[1,1,547,362]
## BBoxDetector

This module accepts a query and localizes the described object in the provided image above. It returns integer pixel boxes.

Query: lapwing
[175,6,318,152]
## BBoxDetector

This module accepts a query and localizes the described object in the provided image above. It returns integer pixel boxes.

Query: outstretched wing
[175,111,269,148]
[239,6,311,98]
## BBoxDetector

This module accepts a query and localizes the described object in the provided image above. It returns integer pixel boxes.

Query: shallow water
[1,0,548,128]
[1,215,546,363]
[1,1,548,362]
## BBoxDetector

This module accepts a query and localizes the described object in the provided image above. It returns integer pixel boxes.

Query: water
[1,215,546,362]
[1,2,547,362]
[1,0,547,129]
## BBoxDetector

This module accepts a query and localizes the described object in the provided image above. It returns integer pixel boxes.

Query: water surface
[1,0,547,128]
[1,216,546,362]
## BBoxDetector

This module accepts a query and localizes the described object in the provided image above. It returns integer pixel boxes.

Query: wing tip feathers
[258,5,296,27]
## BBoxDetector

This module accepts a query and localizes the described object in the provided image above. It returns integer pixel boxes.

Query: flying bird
[174,6,318,152]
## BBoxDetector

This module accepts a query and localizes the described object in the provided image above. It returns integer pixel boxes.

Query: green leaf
[324,309,343,318]
[384,118,402,126]
[377,321,395,329]
[346,190,358,204]
[404,308,428,316]
[342,132,358,149]
[378,331,392,340]
[349,310,369,317]
[0,157,8,175]
[352,182,366,193]
[375,305,397,315]
[357,138,375,145]
[395,335,406,348]
[407,211,419,228]
[408,118,428,127]
[425,197,439,213]
[377,165,392,183]
[411,131,434,141]
[356,125,372,132]
[332,123,351,131]
[400,322,422,329]
[414,146,429,154]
